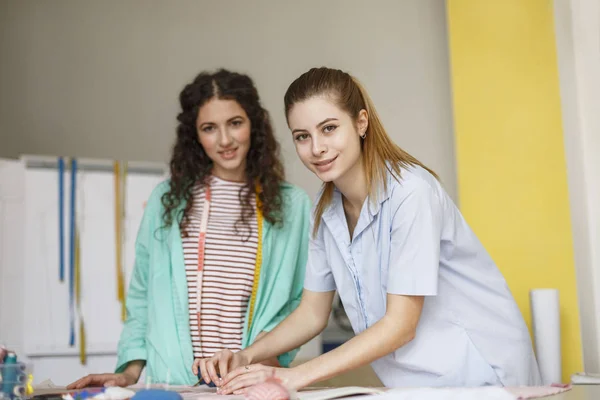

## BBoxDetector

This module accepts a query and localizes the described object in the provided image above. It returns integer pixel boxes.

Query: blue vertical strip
[58,157,65,282]
[69,158,77,346]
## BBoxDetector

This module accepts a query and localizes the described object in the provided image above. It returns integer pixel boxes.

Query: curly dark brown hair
[161,69,285,236]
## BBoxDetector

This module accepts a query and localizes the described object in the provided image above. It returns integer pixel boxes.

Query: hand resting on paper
[217,364,303,396]
[192,350,283,387]
[67,360,144,389]
[192,349,249,387]
[66,373,136,389]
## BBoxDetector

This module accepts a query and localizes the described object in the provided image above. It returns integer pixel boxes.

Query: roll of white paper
[530,288,561,384]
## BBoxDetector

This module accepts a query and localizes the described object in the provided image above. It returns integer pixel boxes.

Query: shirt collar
[322,166,397,220]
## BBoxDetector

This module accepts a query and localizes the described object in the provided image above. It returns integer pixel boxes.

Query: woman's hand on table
[217,364,305,396]
[67,360,143,389]
[66,372,137,389]
[192,349,250,386]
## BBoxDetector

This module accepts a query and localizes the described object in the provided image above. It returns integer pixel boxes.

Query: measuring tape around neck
[194,182,264,346]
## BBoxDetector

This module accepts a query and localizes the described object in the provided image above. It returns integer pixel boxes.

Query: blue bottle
[1,352,18,399]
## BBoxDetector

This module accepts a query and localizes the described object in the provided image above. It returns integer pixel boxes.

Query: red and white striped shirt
[182,176,258,358]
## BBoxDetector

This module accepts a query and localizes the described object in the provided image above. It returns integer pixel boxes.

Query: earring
[360,132,367,139]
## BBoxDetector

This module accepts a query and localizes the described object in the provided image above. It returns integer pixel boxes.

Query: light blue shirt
[304,165,542,388]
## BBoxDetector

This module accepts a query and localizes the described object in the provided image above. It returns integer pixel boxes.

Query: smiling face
[196,98,252,182]
[288,96,368,184]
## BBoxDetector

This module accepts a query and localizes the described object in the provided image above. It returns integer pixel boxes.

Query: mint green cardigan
[115,180,310,385]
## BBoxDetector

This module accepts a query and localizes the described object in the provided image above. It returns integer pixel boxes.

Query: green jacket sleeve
[264,188,311,367]
[115,184,163,372]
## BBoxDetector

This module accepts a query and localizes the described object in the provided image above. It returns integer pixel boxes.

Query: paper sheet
[342,386,572,400]
[376,387,516,400]
[126,386,381,400]
[295,387,384,400]
[32,379,70,396]
[33,379,63,389]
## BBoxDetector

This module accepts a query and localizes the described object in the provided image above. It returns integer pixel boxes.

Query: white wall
[0,0,456,201]
[554,0,600,372]
[0,161,25,355]
[0,0,456,385]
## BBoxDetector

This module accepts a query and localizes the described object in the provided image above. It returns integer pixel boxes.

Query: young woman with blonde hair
[195,67,541,394]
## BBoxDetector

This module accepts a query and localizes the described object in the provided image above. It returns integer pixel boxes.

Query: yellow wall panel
[446,0,582,382]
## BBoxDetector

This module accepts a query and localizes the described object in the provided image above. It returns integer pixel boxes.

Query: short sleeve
[303,215,336,292]
[387,181,443,296]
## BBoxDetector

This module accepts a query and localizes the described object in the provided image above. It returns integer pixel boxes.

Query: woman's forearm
[294,314,414,387]
[242,293,333,364]
[254,332,280,367]
[293,294,423,388]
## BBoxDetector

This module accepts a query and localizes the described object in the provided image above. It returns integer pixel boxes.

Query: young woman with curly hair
[68,69,311,388]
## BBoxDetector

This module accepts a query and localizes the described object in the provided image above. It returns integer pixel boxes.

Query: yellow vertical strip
[114,161,126,321]
[75,228,86,365]
[446,0,582,382]
[247,192,263,331]
[120,162,128,322]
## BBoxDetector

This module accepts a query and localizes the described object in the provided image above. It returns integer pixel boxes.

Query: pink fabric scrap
[244,377,291,400]
[506,384,572,399]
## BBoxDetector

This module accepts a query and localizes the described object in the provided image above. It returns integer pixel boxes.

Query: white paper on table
[166,386,382,400]
[295,386,384,400]
[33,379,63,389]
[375,387,517,400]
